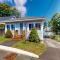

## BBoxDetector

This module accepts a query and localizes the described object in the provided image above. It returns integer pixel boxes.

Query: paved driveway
[44,38,60,48]
[39,38,60,60]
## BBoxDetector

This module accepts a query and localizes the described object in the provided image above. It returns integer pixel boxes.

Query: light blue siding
[5,22,44,40]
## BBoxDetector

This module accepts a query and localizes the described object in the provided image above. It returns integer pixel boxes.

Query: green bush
[29,28,40,43]
[0,24,5,29]
[5,29,13,38]
[49,35,55,39]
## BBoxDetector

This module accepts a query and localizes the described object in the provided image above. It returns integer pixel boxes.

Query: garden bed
[12,40,46,55]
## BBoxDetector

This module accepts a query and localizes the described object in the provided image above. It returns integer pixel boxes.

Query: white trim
[0,17,45,23]
[41,22,44,40]
[5,24,7,33]
[26,23,30,39]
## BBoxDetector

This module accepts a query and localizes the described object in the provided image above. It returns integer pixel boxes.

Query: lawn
[54,35,60,42]
[0,36,12,44]
[12,41,46,55]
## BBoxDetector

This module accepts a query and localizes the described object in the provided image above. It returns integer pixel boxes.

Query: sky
[26,0,60,19]
[0,0,60,19]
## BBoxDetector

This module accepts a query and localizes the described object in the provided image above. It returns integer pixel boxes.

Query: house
[0,17,45,40]
[44,27,54,38]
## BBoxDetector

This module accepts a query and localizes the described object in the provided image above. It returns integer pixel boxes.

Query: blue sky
[26,0,60,19]
[0,0,60,19]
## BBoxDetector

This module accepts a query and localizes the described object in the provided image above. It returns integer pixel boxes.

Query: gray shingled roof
[0,17,45,23]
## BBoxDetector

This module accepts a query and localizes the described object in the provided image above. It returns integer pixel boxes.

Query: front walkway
[39,38,60,60]
[0,40,17,46]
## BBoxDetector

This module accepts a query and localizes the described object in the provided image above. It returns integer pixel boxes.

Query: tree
[49,13,60,34]
[29,28,40,43]
[0,3,12,17]
[0,3,20,17]
[10,8,21,18]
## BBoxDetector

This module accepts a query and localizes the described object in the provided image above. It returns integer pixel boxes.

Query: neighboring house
[0,17,45,40]
[44,27,54,37]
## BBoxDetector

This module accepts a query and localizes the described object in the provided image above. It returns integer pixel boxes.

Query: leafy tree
[29,28,40,43]
[0,3,12,17]
[49,13,60,34]
[0,3,20,17]
[10,8,21,18]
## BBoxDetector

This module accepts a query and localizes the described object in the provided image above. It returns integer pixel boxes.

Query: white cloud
[14,0,27,6]
[14,0,27,17]
[0,0,5,3]
[20,6,26,17]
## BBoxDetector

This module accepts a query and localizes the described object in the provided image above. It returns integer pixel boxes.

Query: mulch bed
[4,53,17,60]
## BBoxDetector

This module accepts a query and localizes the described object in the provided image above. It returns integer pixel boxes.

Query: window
[20,23,23,30]
[29,24,34,30]
[11,24,15,30]
[7,25,10,30]
[35,23,41,30]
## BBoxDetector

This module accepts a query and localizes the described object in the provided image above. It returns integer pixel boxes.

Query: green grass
[0,36,12,44]
[54,35,60,42]
[12,41,46,55]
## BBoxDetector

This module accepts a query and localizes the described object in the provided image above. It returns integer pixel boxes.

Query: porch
[5,22,44,40]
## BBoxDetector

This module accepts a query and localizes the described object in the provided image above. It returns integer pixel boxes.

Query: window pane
[11,24,15,30]
[7,25,10,30]
[29,24,34,30]
[20,23,23,30]
[35,23,41,30]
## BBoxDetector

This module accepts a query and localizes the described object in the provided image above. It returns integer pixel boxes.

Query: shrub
[21,30,26,40]
[29,28,40,43]
[5,29,13,38]
[49,35,55,39]
[0,24,5,29]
